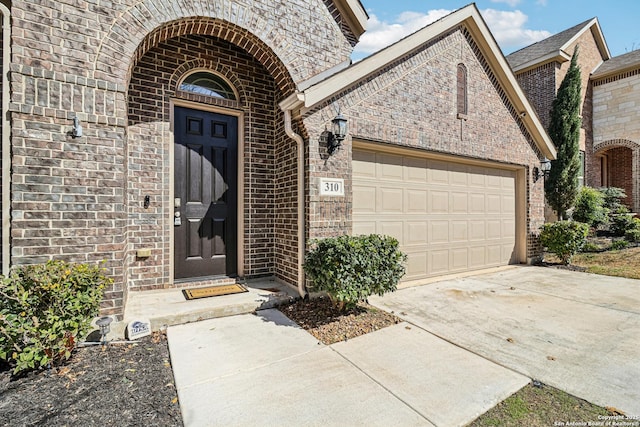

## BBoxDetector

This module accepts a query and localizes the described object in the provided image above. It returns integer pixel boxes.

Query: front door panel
[174,106,238,280]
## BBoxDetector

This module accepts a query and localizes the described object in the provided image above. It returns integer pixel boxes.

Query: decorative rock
[126,319,152,340]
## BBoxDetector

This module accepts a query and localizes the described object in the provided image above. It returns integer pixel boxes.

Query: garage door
[353,148,517,282]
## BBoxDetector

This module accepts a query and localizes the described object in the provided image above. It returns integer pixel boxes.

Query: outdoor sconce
[96,316,113,345]
[533,158,551,182]
[71,116,82,138]
[328,111,348,155]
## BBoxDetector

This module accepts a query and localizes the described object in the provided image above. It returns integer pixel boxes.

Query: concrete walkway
[167,266,640,426]
[168,309,528,427]
[370,266,640,416]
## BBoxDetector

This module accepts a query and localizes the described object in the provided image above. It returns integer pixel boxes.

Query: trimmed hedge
[303,234,407,310]
[540,221,589,265]
[0,261,110,374]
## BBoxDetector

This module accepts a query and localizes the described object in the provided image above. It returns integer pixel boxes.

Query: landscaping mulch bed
[0,331,182,427]
[278,295,401,345]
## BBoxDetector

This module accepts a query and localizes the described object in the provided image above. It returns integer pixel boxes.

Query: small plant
[540,221,589,265]
[610,239,630,250]
[580,242,601,253]
[610,213,636,237]
[572,186,607,227]
[303,234,407,310]
[0,261,110,374]
[626,227,640,244]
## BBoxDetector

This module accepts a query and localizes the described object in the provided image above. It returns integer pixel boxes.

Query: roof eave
[560,18,611,61]
[303,4,556,160]
[332,0,368,41]
[511,51,571,74]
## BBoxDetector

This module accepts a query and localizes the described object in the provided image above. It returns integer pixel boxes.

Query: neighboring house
[0,2,554,318]
[507,18,640,214]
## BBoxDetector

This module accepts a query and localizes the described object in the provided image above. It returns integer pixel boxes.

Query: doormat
[182,284,248,300]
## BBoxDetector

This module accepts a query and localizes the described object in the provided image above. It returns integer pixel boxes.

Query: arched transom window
[179,71,237,100]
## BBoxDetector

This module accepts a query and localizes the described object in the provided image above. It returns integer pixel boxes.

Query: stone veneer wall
[592,70,640,212]
[303,26,546,260]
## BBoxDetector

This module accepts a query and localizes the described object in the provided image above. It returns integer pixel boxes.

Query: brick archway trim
[594,138,640,154]
[93,3,296,95]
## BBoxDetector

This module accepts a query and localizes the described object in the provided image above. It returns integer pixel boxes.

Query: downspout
[279,93,307,298]
[1,3,10,275]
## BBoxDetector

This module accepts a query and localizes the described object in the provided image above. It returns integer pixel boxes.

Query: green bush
[0,261,110,374]
[625,218,640,243]
[580,242,601,253]
[610,213,636,237]
[600,187,628,213]
[540,221,589,265]
[303,234,407,310]
[610,239,630,250]
[572,186,607,227]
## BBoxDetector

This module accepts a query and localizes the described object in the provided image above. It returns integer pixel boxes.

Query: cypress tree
[545,47,582,220]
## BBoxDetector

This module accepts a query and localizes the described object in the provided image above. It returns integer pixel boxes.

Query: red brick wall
[607,147,634,208]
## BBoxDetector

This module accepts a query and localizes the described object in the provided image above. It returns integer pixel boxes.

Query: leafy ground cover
[571,246,640,279]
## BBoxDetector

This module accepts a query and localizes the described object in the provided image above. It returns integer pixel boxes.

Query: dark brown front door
[174,106,238,280]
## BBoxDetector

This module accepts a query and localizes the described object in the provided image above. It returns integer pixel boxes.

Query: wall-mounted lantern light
[328,112,348,155]
[533,158,551,182]
[71,116,83,138]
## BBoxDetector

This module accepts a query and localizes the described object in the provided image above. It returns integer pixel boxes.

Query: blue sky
[353,1,640,60]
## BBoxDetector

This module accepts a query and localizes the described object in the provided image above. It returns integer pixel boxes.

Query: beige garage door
[353,148,517,282]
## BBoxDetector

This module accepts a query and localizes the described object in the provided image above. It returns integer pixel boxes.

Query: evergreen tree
[545,48,583,220]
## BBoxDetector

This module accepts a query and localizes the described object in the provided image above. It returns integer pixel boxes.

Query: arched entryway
[125,18,299,292]
[595,139,640,213]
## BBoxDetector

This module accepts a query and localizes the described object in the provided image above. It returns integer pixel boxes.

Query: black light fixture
[328,111,348,155]
[533,158,551,182]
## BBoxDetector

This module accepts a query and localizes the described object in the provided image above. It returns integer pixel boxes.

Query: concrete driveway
[370,266,640,416]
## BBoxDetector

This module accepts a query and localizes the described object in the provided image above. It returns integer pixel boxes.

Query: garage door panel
[431,220,449,243]
[450,248,469,270]
[405,221,428,245]
[451,192,468,213]
[353,185,376,213]
[353,150,377,176]
[353,148,517,282]
[430,250,450,274]
[451,221,468,242]
[405,251,428,279]
[379,154,403,179]
[407,190,428,212]
[379,221,403,242]
[353,220,376,236]
[431,191,449,213]
[406,157,428,182]
[380,188,403,212]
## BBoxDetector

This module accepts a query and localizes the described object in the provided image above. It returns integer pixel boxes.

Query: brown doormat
[182,284,248,300]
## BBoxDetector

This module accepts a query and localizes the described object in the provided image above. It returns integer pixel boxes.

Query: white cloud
[490,0,522,7]
[353,8,551,59]
[353,9,452,55]
[481,9,552,49]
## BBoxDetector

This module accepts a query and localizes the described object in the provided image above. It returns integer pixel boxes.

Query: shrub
[610,213,636,237]
[572,186,607,227]
[600,187,628,213]
[0,261,110,374]
[539,221,589,265]
[580,242,601,253]
[625,218,640,243]
[610,239,630,250]
[303,234,407,310]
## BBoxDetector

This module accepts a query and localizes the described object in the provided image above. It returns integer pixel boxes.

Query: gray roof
[592,49,640,78]
[506,18,595,70]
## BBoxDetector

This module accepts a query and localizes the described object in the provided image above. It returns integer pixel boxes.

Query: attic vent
[179,71,237,100]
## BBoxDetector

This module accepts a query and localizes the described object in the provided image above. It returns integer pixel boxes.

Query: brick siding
[303,26,546,260]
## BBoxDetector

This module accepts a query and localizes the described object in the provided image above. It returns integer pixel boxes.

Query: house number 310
[319,178,344,196]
